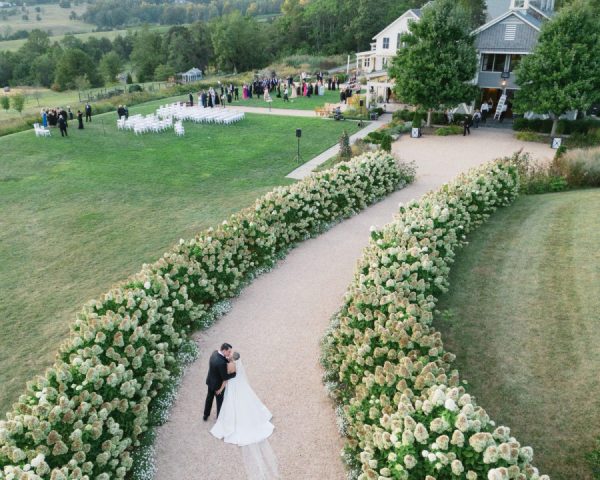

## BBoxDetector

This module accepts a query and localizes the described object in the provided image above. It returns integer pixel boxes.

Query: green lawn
[228,88,345,111]
[435,189,600,480]
[0,105,359,414]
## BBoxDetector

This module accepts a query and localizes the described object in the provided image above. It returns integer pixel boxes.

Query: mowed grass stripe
[0,107,360,413]
[434,189,600,480]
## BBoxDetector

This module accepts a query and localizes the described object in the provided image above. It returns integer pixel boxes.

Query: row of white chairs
[33,123,51,137]
[156,103,245,125]
[117,114,175,135]
[117,103,245,136]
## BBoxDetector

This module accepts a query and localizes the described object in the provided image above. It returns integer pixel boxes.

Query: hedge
[322,157,550,480]
[0,151,415,480]
[513,117,600,135]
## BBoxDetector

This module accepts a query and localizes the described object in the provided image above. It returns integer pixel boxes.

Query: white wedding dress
[210,359,274,446]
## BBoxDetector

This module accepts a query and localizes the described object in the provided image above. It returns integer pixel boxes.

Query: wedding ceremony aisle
[153,129,551,479]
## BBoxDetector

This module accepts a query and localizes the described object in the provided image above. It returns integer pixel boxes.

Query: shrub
[565,128,600,148]
[128,84,143,93]
[339,130,352,160]
[0,152,416,480]
[393,109,414,122]
[557,146,600,187]
[380,134,392,152]
[322,157,550,480]
[412,111,422,129]
[513,117,600,136]
[435,125,463,136]
[515,130,546,142]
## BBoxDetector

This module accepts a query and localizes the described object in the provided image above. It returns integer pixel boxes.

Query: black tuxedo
[204,351,236,419]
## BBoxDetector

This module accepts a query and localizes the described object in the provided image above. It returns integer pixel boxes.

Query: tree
[11,93,25,115]
[389,0,478,126]
[514,1,600,136]
[459,0,487,28]
[99,51,122,83]
[153,64,175,81]
[1,96,9,112]
[54,48,101,90]
[130,28,164,82]
[210,12,271,72]
[339,130,352,160]
[74,75,91,91]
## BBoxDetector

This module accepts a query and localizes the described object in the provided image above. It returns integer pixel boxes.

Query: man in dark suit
[203,343,236,421]
[85,103,92,122]
[58,115,68,137]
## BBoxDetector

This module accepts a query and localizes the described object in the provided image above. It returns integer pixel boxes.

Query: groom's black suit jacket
[206,351,236,391]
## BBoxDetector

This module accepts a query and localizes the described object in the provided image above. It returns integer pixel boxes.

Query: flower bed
[0,151,415,479]
[322,158,550,480]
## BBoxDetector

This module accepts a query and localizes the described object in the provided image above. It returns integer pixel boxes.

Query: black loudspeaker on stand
[295,128,302,163]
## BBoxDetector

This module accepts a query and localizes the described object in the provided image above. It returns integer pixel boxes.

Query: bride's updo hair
[233,352,241,360]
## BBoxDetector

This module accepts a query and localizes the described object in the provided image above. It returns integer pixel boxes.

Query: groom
[203,343,237,421]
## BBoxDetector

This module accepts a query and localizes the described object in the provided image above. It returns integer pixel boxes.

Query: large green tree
[130,28,164,82]
[514,1,600,136]
[54,48,102,90]
[99,51,122,84]
[210,12,271,72]
[389,0,478,126]
[459,0,487,28]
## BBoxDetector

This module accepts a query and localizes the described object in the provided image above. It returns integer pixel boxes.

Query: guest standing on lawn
[58,115,68,137]
[77,110,84,129]
[85,103,92,122]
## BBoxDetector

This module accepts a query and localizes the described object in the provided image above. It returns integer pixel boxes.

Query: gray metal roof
[476,14,541,52]
[517,10,544,29]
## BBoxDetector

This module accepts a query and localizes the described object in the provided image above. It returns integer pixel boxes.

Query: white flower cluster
[0,151,415,479]
[322,159,551,480]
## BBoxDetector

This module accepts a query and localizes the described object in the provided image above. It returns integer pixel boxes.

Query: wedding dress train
[210,359,274,446]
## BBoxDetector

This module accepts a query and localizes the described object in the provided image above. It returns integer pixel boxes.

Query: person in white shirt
[480,102,489,123]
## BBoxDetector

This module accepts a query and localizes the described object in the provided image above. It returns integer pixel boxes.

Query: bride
[210,352,274,446]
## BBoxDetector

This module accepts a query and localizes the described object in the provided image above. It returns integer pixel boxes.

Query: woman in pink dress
[302,81,308,96]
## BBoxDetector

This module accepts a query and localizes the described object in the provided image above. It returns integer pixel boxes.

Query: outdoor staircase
[493,94,507,120]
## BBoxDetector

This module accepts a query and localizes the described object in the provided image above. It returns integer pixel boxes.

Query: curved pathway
[154,130,552,480]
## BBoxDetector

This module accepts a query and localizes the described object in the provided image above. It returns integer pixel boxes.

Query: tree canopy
[514,0,600,135]
[389,0,478,125]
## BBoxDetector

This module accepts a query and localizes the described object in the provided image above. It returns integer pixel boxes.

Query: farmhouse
[359,0,555,118]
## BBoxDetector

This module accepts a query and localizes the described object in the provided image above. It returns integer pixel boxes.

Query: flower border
[0,151,415,479]
[322,157,550,480]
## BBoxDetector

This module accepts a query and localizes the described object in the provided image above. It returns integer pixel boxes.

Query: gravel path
[154,130,552,480]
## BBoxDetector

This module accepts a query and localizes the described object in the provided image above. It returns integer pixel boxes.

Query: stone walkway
[153,129,552,480]
[286,115,389,180]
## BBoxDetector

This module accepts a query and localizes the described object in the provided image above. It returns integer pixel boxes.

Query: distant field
[0,3,90,38]
[0,25,171,52]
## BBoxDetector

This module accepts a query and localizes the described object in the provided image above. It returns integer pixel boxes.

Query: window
[364,58,370,68]
[481,54,508,72]
[509,54,522,71]
[382,37,390,49]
